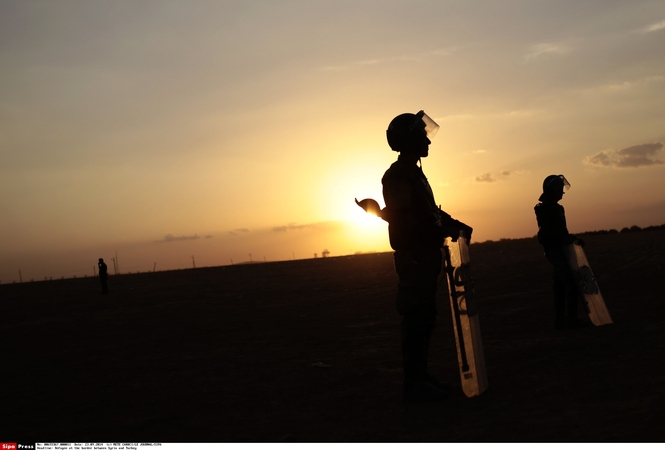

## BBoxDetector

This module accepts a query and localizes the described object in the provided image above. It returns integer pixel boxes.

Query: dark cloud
[156,234,201,243]
[615,142,664,168]
[585,142,664,168]
[475,170,514,183]
[475,173,496,183]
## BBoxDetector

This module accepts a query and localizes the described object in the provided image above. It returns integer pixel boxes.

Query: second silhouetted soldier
[534,174,588,329]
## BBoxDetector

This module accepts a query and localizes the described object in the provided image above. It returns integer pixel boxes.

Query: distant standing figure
[98,258,108,294]
[534,175,588,329]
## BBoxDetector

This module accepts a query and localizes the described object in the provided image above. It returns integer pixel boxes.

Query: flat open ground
[2,230,664,442]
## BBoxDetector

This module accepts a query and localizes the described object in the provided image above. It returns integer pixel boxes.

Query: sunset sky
[2,0,665,281]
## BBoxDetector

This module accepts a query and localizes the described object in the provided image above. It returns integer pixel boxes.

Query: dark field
[2,231,665,442]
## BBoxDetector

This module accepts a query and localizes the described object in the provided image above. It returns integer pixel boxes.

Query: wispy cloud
[586,151,613,167]
[524,43,570,61]
[585,142,664,168]
[273,223,308,232]
[320,57,412,71]
[576,76,665,99]
[438,113,475,121]
[438,109,542,122]
[319,48,455,72]
[229,228,250,236]
[638,20,665,34]
[605,76,664,91]
[272,221,343,233]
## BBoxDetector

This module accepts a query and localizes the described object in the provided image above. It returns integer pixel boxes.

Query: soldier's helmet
[386,110,439,152]
[542,174,571,193]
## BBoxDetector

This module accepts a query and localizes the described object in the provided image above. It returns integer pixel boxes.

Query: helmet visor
[413,110,440,139]
[560,175,571,191]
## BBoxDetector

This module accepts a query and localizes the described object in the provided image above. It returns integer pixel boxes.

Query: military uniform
[382,154,452,387]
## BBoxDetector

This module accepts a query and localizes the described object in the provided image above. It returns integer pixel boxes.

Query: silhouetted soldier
[381,111,472,402]
[98,258,108,295]
[534,175,588,329]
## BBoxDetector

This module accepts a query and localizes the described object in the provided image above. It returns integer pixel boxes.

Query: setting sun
[350,202,385,228]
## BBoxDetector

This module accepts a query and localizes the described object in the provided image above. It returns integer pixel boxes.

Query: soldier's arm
[440,209,473,242]
[382,178,418,226]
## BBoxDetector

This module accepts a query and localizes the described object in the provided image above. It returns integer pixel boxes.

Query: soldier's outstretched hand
[355,198,384,218]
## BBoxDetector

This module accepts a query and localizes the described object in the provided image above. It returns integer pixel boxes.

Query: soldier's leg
[395,250,445,400]
[564,270,579,320]
[550,253,587,327]
[547,250,571,327]
[400,305,430,381]
[552,271,566,327]
[400,283,438,385]
[420,279,438,377]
